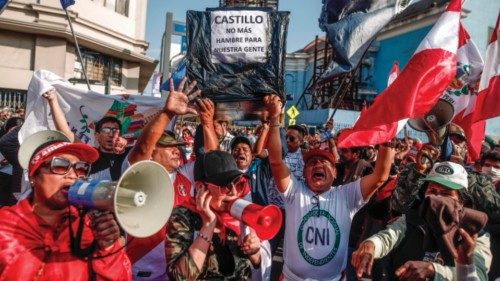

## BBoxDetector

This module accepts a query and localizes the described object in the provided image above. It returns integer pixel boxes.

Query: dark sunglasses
[99,127,119,134]
[43,156,91,178]
[286,135,297,142]
[205,175,247,195]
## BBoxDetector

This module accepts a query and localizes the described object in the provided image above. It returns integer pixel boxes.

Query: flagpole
[64,8,91,91]
[326,37,376,123]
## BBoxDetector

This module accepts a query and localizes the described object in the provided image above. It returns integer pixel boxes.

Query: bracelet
[197,232,213,245]
[270,123,281,128]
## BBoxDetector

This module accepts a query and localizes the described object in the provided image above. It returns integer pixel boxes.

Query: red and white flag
[453,13,500,160]
[387,61,399,87]
[444,24,485,160]
[337,0,461,148]
[472,13,500,123]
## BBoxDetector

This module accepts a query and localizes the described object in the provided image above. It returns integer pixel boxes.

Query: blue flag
[0,0,9,14]
[60,0,75,10]
[160,59,186,92]
[317,0,413,84]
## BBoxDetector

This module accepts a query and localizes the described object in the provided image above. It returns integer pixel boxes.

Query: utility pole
[161,12,173,98]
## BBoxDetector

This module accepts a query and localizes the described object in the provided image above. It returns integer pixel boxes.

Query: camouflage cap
[157,131,185,147]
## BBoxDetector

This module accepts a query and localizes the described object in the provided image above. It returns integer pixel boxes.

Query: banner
[186,8,289,121]
[19,70,164,147]
[210,10,270,64]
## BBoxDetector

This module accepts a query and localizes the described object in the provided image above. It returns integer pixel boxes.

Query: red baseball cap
[302,149,336,165]
[28,142,99,176]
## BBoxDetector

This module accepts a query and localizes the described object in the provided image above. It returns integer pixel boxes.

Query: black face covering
[419,195,488,260]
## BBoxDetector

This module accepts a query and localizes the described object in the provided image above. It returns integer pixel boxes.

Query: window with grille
[73,49,123,86]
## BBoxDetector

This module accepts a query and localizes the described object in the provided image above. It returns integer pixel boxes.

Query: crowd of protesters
[0,79,499,281]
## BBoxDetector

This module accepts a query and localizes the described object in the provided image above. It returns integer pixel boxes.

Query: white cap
[423,161,468,190]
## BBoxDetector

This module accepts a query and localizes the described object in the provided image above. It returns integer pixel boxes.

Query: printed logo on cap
[435,165,454,175]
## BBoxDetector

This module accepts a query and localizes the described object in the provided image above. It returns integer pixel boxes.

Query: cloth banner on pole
[317,0,412,84]
[19,70,166,147]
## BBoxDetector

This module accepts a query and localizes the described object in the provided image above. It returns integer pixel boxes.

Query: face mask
[482,166,500,182]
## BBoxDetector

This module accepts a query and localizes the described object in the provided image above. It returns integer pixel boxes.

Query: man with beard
[42,90,128,181]
[263,94,395,280]
[89,116,129,181]
[352,162,491,281]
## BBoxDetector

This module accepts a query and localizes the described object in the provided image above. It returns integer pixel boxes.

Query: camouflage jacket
[165,206,252,281]
[391,163,500,225]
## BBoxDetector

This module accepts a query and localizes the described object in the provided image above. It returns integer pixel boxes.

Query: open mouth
[312,170,326,181]
[60,185,70,196]
[235,155,247,163]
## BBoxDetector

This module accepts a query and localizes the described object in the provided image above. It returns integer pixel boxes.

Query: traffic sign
[289,118,296,125]
[173,21,186,35]
[286,105,300,119]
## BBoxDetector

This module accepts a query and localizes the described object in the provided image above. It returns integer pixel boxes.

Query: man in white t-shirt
[263,94,396,281]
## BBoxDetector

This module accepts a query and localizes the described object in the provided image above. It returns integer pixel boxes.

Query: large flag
[19,70,166,146]
[442,24,485,160]
[472,13,500,123]
[317,0,412,84]
[60,0,75,10]
[453,13,500,160]
[336,0,461,148]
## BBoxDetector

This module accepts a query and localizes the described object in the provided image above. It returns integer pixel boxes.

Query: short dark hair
[95,116,121,133]
[287,125,306,138]
[481,151,500,165]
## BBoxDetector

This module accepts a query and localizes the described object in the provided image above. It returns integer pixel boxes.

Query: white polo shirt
[281,177,365,281]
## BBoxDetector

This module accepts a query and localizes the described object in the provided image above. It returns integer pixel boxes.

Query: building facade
[0,0,157,108]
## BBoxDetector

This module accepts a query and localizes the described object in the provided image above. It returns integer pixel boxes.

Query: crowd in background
[0,86,499,281]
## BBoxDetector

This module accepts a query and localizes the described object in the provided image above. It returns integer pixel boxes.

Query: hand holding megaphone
[90,211,121,249]
[227,199,282,241]
[68,160,174,238]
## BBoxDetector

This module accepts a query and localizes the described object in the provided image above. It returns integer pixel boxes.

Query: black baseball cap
[230,136,252,151]
[194,150,246,187]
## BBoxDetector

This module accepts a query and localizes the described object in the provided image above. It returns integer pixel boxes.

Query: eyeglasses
[205,175,248,196]
[286,135,297,142]
[43,156,91,178]
[311,194,320,217]
[99,127,119,134]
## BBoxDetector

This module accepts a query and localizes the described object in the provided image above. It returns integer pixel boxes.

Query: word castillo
[214,15,265,24]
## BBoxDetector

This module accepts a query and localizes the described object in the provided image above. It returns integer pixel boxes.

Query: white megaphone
[227,199,282,240]
[68,160,174,238]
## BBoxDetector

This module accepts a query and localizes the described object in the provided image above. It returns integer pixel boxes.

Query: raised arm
[128,78,199,164]
[42,89,79,143]
[195,98,219,152]
[253,122,270,158]
[359,143,396,201]
[263,95,290,193]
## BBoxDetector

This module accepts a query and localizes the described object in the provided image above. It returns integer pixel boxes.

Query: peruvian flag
[454,13,500,160]
[445,25,485,161]
[472,13,500,123]
[387,61,399,87]
[337,0,461,148]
